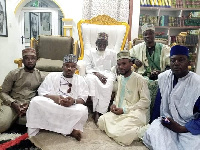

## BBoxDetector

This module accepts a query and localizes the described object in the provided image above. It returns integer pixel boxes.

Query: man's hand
[19,103,29,116]
[162,117,188,133]
[93,72,107,84]
[44,95,64,104]
[149,70,161,80]
[151,70,161,76]
[110,104,123,115]
[60,96,75,107]
[134,59,143,68]
[11,102,21,115]
[110,104,117,113]
[113,108,123,115]
[11,102,29,117]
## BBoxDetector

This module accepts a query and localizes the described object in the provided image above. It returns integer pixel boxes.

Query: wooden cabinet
[139,5,200,72]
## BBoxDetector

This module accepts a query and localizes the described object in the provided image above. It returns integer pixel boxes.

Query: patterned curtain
[82,0,130,23]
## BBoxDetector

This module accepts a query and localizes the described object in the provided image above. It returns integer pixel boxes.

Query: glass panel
[24,12,52,43]
[25,0,58,8]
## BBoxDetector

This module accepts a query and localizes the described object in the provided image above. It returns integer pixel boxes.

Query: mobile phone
[162,116,170,124]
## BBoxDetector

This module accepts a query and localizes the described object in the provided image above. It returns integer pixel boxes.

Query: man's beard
[119,69,129,76]
[24,64,36,71]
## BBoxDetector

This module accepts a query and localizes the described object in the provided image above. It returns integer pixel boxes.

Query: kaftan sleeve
[0,70,16,105]
[111,50,117,68]
[161,45,170,71]
[125,77,151,113]
[76,76,89,102]
[83,50,97,74]
[185,96,200,135]
[129,47,137,59]
[38,73,55,96]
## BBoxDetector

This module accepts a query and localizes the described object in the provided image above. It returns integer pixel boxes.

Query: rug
[0,133,28,150]
[0,124,40,150]
[30,115,148,150]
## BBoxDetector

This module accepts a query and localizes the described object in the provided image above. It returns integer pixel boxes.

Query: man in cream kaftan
[98,50,150,146]
[84,32,117,123]
[129,23,170,79]
[26,54,89,141]
[143,45,200,150]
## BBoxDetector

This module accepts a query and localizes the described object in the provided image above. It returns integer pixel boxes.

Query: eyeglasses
[59,76,72,96]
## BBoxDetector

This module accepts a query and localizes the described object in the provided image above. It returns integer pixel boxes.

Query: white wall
[0,0,84,84]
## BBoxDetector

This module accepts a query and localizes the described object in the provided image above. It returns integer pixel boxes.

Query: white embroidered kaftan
[26,72,89,136]
[84,48,117,114]
[143,70,200,150]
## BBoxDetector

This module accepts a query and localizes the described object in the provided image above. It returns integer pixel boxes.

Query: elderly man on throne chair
[84,32,117,123]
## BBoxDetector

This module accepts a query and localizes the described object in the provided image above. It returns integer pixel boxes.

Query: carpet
[0,124,40,150]
[30,115,148,150]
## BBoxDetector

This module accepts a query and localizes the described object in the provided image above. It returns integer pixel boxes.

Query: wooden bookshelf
[139,5,200,72]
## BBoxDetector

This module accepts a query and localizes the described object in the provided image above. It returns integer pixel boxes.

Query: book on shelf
[140,0,171,7]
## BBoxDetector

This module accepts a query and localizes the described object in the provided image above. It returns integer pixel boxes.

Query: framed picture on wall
[40,12,50,31]
[30,12,39,39]
[0,0,8,37]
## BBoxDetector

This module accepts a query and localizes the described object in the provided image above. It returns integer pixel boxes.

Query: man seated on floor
[143,45,200,150]
[98,50,151,146]
[26,54,89,141]
[84,32,117,123]
[0,48,44,133]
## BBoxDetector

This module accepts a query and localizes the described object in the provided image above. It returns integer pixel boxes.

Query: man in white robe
[98,50,151,146]
[84,32,117,123]
[143,45,200,150]
[26,54,89,141]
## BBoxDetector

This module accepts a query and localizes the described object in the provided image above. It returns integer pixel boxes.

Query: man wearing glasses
[26,54,89,141]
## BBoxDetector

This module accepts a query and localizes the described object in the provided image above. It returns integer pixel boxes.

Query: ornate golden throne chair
[77,15,130,75]
[14,35,79,76]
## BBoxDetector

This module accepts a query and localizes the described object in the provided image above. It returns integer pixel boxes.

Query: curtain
[82,0,130,23]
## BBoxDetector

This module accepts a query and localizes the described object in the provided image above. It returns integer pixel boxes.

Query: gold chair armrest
[74,40,80,75]
[128,41,133,50]
[73,40,78,56]
[14,58,23,68]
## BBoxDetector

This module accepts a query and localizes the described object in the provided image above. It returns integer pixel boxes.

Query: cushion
[38,35,74,60]
[81,24,126,53]
[36,58,63,72]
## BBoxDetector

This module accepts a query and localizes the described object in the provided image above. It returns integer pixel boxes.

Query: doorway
[20,0,63,48]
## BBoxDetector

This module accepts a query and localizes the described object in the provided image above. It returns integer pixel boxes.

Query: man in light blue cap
[143,45,200,150]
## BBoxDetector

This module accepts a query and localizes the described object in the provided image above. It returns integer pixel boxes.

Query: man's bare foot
[70,129,82,141]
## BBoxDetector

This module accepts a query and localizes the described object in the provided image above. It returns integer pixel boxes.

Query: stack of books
[185,0,200,8]
[139,14,158,26]
[159,16,181,27]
